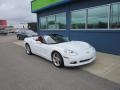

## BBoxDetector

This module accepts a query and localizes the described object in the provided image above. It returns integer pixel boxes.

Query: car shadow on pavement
[28,53,82,70]
[24,50,96,71]
[64,60,96,70]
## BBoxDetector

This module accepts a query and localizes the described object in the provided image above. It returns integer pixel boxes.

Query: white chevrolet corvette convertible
[24,34,96,67]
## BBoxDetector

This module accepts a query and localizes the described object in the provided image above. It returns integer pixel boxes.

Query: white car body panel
[24,36,96,67]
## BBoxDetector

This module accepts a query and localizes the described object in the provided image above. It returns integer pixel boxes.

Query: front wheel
[52,52,64,67]
[25,44,32,55]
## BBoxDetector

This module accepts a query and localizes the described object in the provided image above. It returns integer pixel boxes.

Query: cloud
[0,0,36,25]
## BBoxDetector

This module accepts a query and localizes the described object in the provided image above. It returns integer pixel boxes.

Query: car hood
[53,41,91,52]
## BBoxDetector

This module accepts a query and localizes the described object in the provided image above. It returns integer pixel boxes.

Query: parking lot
[0,34,120,90]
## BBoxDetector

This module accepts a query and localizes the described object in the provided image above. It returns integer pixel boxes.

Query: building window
[47,15,56,29]
[56,13,66,29]
[110,3,120,28]
[39,13,66,30]
[40,17,47,29]
[88,5,108,29]
[71,10,86,29]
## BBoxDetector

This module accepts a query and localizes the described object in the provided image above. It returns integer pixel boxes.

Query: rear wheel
[25,44,32,55]
[52,52,64,67]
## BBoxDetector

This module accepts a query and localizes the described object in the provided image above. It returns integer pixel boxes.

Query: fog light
[70,61,77,64]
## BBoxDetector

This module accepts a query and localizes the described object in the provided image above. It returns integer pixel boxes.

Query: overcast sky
[0,0,36,26]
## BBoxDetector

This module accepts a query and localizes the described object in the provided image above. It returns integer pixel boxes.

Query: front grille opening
[80,58,92,63]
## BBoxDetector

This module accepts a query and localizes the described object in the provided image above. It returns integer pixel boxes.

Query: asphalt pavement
[0,34,120,90]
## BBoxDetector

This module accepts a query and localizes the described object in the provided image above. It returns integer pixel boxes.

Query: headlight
[64,49,78,56]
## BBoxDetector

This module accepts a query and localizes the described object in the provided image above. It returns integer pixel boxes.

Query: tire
[17,36,20,40]
[25,44,32,55]
[52,52,64,67]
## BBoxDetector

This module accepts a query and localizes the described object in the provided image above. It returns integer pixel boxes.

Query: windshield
[44,35,69,44]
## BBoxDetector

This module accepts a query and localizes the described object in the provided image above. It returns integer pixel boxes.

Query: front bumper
[63,51,96,67]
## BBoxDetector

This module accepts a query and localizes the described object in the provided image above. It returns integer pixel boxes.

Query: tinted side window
[71,10,86,29]
[110,3,120,28]
[88,5,108,29]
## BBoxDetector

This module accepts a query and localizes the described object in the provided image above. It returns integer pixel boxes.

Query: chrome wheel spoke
[53,53,61,66]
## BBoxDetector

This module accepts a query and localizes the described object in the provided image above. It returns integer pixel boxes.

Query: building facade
[31,0,120,55]
[0,20,7,29]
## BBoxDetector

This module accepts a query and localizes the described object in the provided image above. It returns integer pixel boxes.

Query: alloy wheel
[52,52,63,67]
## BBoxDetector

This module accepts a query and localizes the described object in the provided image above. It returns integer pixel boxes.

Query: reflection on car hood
[53,41,90,51]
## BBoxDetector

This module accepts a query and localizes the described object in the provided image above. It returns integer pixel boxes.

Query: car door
[32,41,51,60]
[36,43,50,58]
[29,38,45,56]
[19,30,25,39]
[30,36,53,60]
[22,31,27,39]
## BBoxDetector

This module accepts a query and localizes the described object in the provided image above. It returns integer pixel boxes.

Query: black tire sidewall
[25,44,32,55]
[17,36,20,40]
